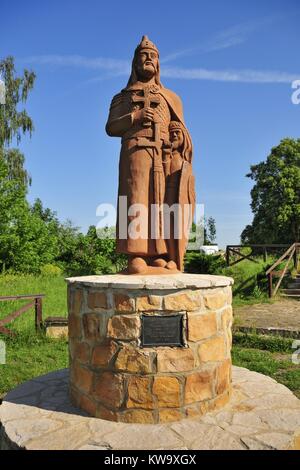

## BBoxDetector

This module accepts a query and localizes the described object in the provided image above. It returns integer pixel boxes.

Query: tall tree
[0,56,35,184]
[241,138,300,244]
[0,56,35,148]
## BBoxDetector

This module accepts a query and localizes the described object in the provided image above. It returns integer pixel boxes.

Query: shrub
[184,252,226,274]
[40,264,62,276]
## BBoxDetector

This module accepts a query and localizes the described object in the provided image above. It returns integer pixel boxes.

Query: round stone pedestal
[1,367,300,450]
[67,274,234,424]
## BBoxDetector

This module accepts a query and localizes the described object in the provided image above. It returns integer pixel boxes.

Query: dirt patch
[234,299,300,330]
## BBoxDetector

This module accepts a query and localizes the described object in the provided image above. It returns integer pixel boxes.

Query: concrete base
[1,367,300,450]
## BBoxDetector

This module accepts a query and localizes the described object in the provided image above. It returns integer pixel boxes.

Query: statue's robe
[165,154,195,271]
[106,82,191,257]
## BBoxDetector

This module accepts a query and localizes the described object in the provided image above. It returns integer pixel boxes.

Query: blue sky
[1,0,299,247]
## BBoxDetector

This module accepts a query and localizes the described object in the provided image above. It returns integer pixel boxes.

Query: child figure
[164,121,195,271]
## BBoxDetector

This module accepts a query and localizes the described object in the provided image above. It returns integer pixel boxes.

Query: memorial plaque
[141,314,184,347]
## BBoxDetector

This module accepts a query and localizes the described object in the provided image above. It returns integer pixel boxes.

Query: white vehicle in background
[200,245,219,255]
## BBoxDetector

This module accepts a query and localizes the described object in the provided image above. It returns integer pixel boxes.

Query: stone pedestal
[66,274,234,424]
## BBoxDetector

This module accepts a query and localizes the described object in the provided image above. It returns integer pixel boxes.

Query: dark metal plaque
[141,314,184,347]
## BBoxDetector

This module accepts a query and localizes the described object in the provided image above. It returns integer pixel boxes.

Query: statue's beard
[137,64,156,80]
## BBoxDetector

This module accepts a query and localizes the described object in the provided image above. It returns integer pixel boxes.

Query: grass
[0,274,67,334]
[232,332,300,398]
[0,274,299,401]
[219,258,273,306]
[0,333,68,399]
[0,274,68,399]
[232,346,300,398]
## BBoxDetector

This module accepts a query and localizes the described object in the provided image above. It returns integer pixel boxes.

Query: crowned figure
[106,36,195,274]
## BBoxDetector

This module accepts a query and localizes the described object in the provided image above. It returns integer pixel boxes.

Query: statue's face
[170,128,184,150]
[136,48,158,80]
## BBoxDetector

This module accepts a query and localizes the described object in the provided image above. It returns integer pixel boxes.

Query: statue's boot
[152,258,168,268]
[166,260,177,270]
[128,257,148,274]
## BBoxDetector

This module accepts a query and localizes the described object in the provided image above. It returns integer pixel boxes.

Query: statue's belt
[122,126,169,143]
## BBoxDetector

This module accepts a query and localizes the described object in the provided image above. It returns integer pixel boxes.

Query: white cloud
[22,53,299,85]
[25,54,131,74]
[160,15,279,64]
[161,66,299,83]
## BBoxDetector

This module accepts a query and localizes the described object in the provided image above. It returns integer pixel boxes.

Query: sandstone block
[159,409,182,423]
[114,293,135,313]
[187,312,217,341]
[122,409,155,424]
[153,376,181,408]
[82,313,100,340]
[74,342,90,364]
[216,359,231,395]
[198,335,226,362]
[226,287,233,304]
[88,291,107,310]
[204,291,227,310]
[157,348,194,372]
[185,405,202,418]
[71,362,93,393]
[69,288,83,316]
[115,344,153,373]
[46,326,68,339]
[95,405,117,421]
[127,376,154,409]
[107,315,140,340]
[136,295,162,311]
[93,372,124,408]
[208,390,231,411]
[68,315,81,338]
[79,394,97,416]
[91,341,119,367]
[185,370,214,404]
[221,306,233,330]
[163,290,202,311]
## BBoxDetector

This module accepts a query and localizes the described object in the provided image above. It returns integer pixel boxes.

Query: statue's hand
[132,107,154,125]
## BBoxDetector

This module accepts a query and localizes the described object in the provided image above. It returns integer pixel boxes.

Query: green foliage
[233,332,294,353]
[242,138,300,243]
[205,216,217,244]
[219,258,273,303]
[232,346,300,398]
[40,264,62,276]
[0,274,67,334]
[184,252,226,274]
[56,225,126,276]
[0,56,35,148]
[0,333,68,399]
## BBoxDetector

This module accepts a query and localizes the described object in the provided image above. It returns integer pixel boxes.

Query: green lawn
[0,334,68,399]
[0,274,299,401]
[0,274,67,334]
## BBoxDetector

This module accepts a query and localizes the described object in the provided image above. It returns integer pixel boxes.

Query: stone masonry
[67,274,234,424]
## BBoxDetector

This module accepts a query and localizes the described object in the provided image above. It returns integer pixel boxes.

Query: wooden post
[293,249,298,269]
[35,297,43,331]
[226,246,230,266]
[268,272,273,298]
[263,247,267,262]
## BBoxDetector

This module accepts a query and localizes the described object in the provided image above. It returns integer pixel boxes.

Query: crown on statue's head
[135,35,159,56]
[169,121,183,131]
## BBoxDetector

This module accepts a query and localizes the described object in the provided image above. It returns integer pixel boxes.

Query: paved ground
[1,367,300,450]
[234,299,300,331]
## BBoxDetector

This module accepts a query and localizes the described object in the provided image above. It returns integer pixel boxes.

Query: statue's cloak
[106,83,193,258]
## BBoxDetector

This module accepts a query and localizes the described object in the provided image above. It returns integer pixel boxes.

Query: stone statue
[106,35,195,274]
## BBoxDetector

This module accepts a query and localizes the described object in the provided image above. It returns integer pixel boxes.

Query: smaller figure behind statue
[164,121,195,271]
